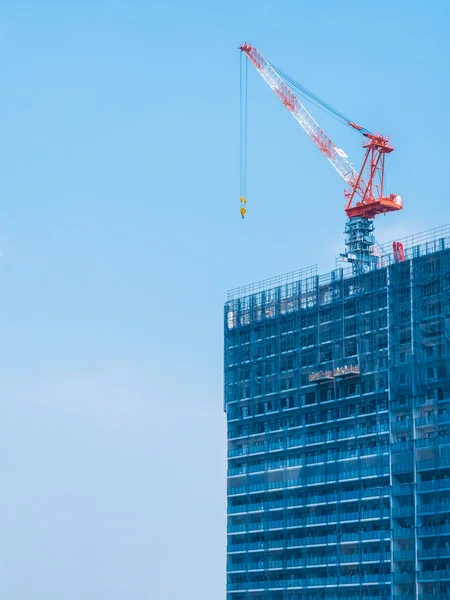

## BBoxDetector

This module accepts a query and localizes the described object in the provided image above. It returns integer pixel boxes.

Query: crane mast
[239,43,403,273]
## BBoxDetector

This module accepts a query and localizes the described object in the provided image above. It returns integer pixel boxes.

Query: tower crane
[239,43,403,272]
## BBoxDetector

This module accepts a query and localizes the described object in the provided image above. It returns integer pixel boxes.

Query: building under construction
[224,225,450,600]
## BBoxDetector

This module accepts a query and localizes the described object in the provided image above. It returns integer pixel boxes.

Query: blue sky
[0,0,449,597]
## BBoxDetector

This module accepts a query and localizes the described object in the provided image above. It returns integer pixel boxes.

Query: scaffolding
[224,224,450,600]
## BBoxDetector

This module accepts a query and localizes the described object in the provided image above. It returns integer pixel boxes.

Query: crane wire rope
[269,62,372,136]
[239,53,248,218]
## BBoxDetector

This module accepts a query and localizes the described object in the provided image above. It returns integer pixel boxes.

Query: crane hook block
[240,196,247,219]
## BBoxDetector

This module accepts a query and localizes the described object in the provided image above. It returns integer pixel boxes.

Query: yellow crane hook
[240,196,247,219]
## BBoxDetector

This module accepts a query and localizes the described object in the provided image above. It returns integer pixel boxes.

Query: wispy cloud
[0,365,222,453]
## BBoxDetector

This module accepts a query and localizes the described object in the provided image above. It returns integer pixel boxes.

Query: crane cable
[270,62,372,136]
[240,53,248,218]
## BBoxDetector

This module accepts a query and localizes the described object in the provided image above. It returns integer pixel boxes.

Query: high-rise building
[224,225,450,600]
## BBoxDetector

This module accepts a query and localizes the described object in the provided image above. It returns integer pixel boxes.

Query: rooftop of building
[226,223,450,303]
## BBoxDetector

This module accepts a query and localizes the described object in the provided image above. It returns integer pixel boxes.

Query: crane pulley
[238,43,403,240]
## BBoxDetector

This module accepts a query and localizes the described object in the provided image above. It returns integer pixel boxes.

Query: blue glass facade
[224,227,450,600]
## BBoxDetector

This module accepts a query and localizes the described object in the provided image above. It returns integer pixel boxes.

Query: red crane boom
[239,43,403,220]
